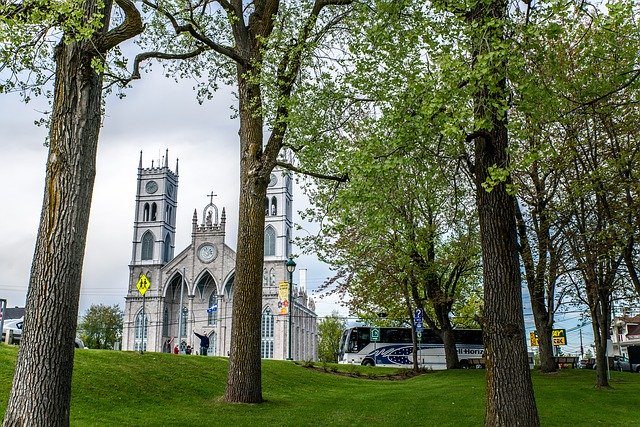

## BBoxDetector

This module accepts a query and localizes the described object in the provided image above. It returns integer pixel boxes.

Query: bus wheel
[362,359,375,367]
[460,360,470,369]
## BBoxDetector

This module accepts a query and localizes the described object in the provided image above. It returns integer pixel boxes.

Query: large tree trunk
[224,69,269,403]
[515,189,558,374]
[470,1,539,425]
[587,275,612,388]
[3,30,103,427]
[402,279,420,371]
[441,327,460,369]
[3,1,141,422]
[476,134,538,425]
[535,319,556,372]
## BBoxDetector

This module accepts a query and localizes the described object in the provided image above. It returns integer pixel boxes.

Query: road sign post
[371,327,380,365]
[136,275,151,354]
[414,308,424,343]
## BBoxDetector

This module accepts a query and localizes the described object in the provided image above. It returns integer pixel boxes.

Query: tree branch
[263,0,354,161]
[97,0,143,52]
[275,160,349,183]
[141,0,245,65]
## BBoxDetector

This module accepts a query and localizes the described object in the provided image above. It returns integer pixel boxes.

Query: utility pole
[579,328,584,357]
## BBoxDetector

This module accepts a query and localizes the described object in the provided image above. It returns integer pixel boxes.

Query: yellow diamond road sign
[136,274,151,296]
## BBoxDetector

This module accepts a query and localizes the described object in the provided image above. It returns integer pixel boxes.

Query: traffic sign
[136,274,151,296]
[371,327,380,342]
[414,308,423,322]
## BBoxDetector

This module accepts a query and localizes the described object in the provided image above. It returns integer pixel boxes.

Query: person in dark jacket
[194,331,210,356]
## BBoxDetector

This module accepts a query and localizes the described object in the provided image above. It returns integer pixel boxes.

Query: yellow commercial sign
[529,329,567,346]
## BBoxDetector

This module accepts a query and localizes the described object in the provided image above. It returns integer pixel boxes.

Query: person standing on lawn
[194,331,210,356]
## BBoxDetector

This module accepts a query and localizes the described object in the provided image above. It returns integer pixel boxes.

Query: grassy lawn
[1,344,638,426]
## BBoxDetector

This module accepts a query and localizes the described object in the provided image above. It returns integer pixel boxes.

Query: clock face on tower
[197,244,217,263]
[167,182,174,197]
[145,180,158,194]
[268,173,277,187]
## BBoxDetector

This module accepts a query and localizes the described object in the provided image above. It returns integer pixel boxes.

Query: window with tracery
[261,307,274,358]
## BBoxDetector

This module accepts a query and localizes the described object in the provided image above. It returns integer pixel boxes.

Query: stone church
[121,151,317,360]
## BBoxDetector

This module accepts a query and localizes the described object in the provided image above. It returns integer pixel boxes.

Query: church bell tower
[262,167,293,287]
[130,150,179,266]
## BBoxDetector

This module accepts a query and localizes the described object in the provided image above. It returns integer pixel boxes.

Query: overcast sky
[0,70,348,320]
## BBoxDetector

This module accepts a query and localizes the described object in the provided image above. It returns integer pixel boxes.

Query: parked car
[593,355,638,372]
[579,358,595,369]
[613,355,632,372]
[3,317,84,348]
[1,317,23,344]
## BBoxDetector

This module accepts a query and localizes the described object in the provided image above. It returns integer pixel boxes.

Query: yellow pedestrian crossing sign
[136,274,151,296]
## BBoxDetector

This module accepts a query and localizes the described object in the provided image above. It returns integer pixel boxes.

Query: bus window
[421,329,442,344]
[347,328,364,352]
[454,329,483,345]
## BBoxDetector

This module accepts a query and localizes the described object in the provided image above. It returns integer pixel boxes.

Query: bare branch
[141,0,245,65]
[275,160,349,183]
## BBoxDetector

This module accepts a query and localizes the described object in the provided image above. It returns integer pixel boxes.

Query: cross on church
[207,191,217,204]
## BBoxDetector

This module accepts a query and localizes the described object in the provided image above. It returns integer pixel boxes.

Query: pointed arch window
[271,196,277,216]
[269,268,276,287]
[261,307,274,359]
[143,203,150,222]
[286,230,291,260]
[207,331,217,356]
[141,231,154,260]
[163,234,172,263]
[263,268,269,286]
[162,307,169,337]
[264,226,276,256]
[134,310,148,352]
[151,203,157,221]
[264,197,270,216]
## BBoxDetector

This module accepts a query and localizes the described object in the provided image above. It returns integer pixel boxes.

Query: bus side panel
[343,344,485,369]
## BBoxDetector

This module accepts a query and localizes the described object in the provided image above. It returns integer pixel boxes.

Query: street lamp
[286,255,296,360]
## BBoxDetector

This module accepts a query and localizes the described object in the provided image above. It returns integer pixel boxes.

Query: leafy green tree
[511,0,640,387]
[79,304,124,350]
[1,1,142,424]
[317,312,346,363]
[130,0,356,403]
[293,0,540,422]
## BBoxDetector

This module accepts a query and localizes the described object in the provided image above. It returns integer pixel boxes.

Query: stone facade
[122,151,317,360]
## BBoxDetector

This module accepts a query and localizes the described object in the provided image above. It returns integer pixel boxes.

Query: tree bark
[469,1,539,425]
[441,327,460,369]
[3,28,103,427]
[3,1,141,424]
[223,62,270,402]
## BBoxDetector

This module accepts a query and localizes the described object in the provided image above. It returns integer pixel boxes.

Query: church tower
[264,167,293,266]
[130,150,179,267]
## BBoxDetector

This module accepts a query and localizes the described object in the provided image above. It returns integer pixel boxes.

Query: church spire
[176,158,179,175]
[138,150,143,169]
[165,149,169,168]
[192,209,198,234]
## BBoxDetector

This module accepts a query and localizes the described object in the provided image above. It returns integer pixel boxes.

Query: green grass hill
[1,345,638,426]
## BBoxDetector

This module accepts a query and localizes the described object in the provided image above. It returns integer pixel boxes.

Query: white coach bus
[338,326,484,369]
